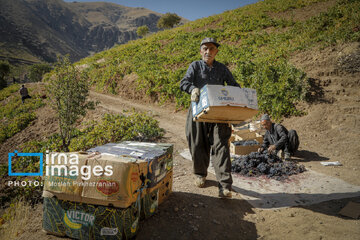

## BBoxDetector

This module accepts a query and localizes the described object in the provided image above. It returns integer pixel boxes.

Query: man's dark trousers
[185,108,232,190]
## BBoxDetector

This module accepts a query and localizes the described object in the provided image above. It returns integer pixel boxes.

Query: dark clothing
[287,129,299,154]
[21,95,31,103]
[20,87,29,97]
[261,123,299,155]
[180,59,240,190]
[185,109,232,189]
[20,86,31,103]
[180,60,240,94]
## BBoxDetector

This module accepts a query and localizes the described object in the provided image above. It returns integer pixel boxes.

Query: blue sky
[65,0,259,21]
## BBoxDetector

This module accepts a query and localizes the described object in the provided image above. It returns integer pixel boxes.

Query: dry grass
[0,200,33,240]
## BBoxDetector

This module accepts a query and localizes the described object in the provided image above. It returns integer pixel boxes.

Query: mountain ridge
[0,0,173,63]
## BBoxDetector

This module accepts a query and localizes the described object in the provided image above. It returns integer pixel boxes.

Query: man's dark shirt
[261,123,289,150]
[180,60,240,94]
[20,87,29,97]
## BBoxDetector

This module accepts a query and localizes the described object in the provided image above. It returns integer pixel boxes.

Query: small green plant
[0,85,45,143]
[0,84,19,101]
[46,55,94,152]
[21,111,164,153]
[137,25,149,38]
[28,63,52,82]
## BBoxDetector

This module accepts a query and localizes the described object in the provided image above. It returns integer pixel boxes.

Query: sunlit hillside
[76,0,359,119]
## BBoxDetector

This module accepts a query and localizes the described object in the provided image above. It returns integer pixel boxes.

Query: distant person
[180,37,241,198]
[19,85,31,103]
[13,77,16,84]
[257,114,299,160]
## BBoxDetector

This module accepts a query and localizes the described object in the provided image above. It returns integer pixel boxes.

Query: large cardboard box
[233,131,263,144]
[80,154,148,208]
[140,170,173,220]
[151,169,173,205]
[88,142,173,188]
[230,142,260,155]
[42,196,140,240]
[43,152,148,208]
[191,85,258,123]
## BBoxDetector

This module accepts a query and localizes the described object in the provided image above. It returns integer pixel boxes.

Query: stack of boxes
[190,84,262,156]
[229,124,264,156]
[42,141,173,239]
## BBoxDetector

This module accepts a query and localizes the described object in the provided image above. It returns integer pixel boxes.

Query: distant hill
[0,0,181,63]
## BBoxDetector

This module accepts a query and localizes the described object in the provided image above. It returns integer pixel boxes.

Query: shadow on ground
[137,190,258,240]
[233,186,360,215]
[305,77,334,104]
[294,150,330,162]
[300,196,360,219]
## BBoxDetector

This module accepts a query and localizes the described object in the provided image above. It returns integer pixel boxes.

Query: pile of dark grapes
[232,140,259,146]
[231,150,306,181]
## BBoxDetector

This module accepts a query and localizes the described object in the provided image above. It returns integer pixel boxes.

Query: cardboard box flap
[88,142,173,162]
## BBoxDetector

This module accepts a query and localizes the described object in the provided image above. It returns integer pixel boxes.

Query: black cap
[200,37,220,48]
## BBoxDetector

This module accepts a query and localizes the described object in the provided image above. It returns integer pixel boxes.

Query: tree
[46,56,94,152]
[137,25,149,38]
[29,63,52,82]
[157,13,181,29]
[0,61,10,90]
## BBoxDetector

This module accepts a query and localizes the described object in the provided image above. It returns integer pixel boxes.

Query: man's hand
[191,88,200,102]
[257,147,263,153]
[267,145,276,153]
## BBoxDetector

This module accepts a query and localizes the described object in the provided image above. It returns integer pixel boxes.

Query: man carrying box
[257,114,300,161]
[180,37,240,198]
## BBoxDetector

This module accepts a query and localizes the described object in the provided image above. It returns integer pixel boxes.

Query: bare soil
[267,0,338,22]
[1,42,360,239]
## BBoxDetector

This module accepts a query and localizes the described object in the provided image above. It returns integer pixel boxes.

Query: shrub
[46,56,94,152]
[28,63,52,82]
[137,25,149,37]
[157,13,181,29]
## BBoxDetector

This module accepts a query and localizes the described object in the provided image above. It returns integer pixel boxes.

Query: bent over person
[180,37,240,198]
[258,114,299,160]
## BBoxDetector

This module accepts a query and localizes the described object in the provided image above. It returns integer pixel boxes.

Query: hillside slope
[0,0,166,63]
[78,0,359,120]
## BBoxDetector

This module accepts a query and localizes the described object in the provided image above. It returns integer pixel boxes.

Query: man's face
[200,43,218,65]
[261,120,272,131]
